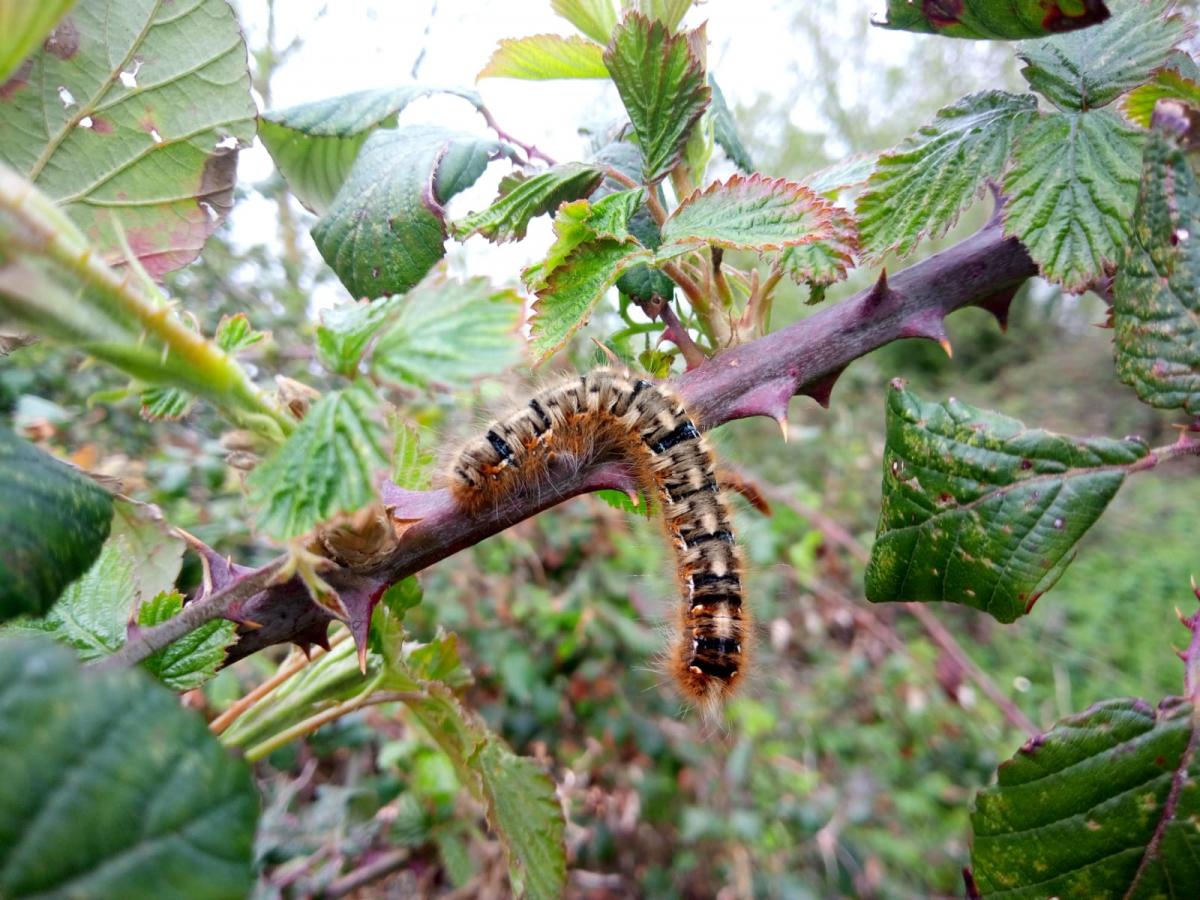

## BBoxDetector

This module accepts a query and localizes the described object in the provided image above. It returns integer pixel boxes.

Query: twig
[323,849,412,899]
[90,556,288,671]
[476,104,556,166]
[243,690,423,762]
[656,301,707,369]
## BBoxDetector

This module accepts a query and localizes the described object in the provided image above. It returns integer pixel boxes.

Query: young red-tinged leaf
[603,12,710,183]
[782,205,860,303]
[477,34,609,80]
[311,125,509,300]
[0,0,256,277]
[530,238,654,361]
[658,173,836,258]
[1114,110,1200,415]
[550,0,617,44]
[866,382,1149,623]
[452,162,605,242]
[0,426,112,622]
[1003,109,1143,292]
[875,0,1109,39]
[370,271,524,389]
[522,190,644,291]
[0,637,258,898]
[972,697,1200,897]
[1123,69,1200,129]
[260,85,483,214]
[247,385,389,540]
[857,91,1037,260]
[1017,0,1189,111]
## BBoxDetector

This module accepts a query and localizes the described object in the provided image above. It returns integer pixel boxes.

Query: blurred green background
[2,2,1197,897]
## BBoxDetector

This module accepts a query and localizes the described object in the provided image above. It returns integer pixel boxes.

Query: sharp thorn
[777,414,789,442]
[940,338,954,359]
[357,641,369,675]
[1177,606,1189,625]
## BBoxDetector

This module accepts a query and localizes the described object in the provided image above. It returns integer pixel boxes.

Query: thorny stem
[477,104,557,166]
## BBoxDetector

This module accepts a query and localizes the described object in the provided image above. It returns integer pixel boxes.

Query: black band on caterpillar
[448,368,749,713]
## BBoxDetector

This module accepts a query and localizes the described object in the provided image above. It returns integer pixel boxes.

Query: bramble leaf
[1123,69,1200,128]
[875,0,1110,39]
[550,0,617,43]
[391,418,435,490]
[658,173,835,258]
[603,12,710,183]
[709,76,752,173]
[370,271,524,389]
[782,205,860,303]
[1003,109,1143,291]
[0,0,256,277]
[247,385,389,540]
[260,85,482,214]
[530,238,653,361]
[0,426,111,622]
[972,697,1200,897]
[0,637,258,899]
[0,0,75,82]
[140,386,193,420]
[452,162,605,242]
[803,155,877,199]
[865,382,1149,623]
[1017,0,1186,111]
[1114,115,1200,414]
[315,295,402,376]
[477,34,608,80]
[311,125,508,300]
[857,91,1037,260]
[139,591,237,691]
[215,313,266,354]
[637,0,694,31]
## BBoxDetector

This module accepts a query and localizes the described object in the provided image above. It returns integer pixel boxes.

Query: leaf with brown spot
[876,0,1110,40]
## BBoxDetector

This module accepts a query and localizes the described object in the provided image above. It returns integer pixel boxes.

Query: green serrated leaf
[802,155,878,199]
[315,295,402,376]
[1114,122,1200,414]
[139,590,236,691]
[658,173,835,258]
[477,34,609,80]
[865,383,1149,623]
[858,91,1038,260]
[782,205,860,301]
[635,0,694,31]
[876,0,1110,39]
[603,13,710,183]
[0,0,76,83]
[1018,0,1186,111]
[472,739,568,900]
[370,270,524,389]
[109,497,184,605]
[260,85,482,214]
[0,0,256,277]
[1003,108,1144,291]
[971,697,1200,898]
[139,385,193,420]
[452,162,605,242]
[215,313,266,354]
[0,636,258,899]
[390,418,436,490]
[709,76,752,172]
[311,125,505,300]
[530,238,653,361]
[550,0,617,43]
[247,385,389,540]
[1123,69,1200,129]
[0,426,112,622]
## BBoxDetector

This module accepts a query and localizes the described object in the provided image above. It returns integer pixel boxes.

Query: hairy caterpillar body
[449,368,748,711]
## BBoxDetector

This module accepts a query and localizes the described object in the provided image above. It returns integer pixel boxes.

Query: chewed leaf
[477,34,609,80]
[603,12,710,183]
[0,0,256,277]
[857,91,1037,260]
[260,85,482,214]
[0,426,112,622]
[1003,109,1143,292]
[0,637,258,898]
[658,173,836,258]
[1123,69,1200,129]
[530,238,653,361]
[247,385,389,540]
[875,0,1110,39]
[865,382,1148,623]
[1017,0,1187,111]
[1114,117,1200,415]
[452,162,605,242]
[972,697,1200,897]
[311,125,506,300]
